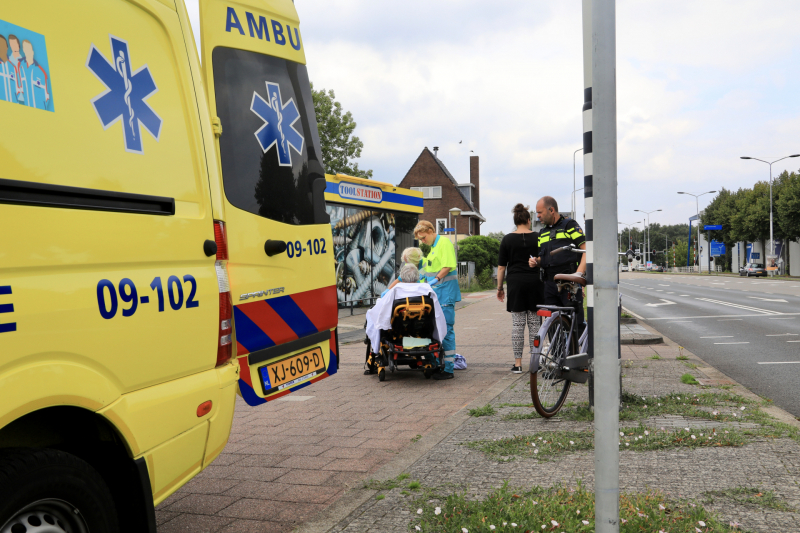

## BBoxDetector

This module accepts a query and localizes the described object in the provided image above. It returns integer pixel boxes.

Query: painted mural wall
[326,205,417,305]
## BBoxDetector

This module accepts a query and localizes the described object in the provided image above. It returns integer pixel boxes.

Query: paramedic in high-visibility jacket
[415,220,461,380]
[528,196,587,330]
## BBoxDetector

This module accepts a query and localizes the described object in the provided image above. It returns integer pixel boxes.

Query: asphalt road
[619,272,800,417]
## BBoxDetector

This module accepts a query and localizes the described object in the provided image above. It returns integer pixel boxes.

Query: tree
[486,231,505,242]
[311,84,372,178]
[457,235,501,276]
[776,170,800,240]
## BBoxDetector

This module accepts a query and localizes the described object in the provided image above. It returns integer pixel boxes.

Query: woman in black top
[497,204,544,373]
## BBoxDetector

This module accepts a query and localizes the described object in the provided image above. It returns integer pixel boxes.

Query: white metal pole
[769,162,774,275]
[592,0,620,530]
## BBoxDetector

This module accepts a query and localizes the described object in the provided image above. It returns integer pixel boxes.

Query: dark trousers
[543,280,585,333]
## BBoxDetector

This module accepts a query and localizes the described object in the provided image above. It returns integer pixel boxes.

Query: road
[619,272,800,417]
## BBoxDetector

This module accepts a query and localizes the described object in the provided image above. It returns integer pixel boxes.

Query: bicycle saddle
[554,273,587,287]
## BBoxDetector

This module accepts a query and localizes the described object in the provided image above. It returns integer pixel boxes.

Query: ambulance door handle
[265,240,287,257]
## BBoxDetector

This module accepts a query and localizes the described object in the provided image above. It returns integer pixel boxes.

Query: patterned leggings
[512,311,541,360]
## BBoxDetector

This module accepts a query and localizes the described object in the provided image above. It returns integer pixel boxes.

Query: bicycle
[529,244,590,417]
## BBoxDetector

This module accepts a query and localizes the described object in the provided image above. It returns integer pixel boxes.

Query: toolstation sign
[338,182,383,203]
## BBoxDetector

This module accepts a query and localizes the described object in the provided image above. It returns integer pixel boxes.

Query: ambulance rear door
[199,0,338,405]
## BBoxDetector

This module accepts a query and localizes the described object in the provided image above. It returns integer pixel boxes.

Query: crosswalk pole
[590,0,621,531]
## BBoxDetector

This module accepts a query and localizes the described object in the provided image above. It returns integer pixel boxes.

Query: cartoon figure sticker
[87,35,162,154]
[0,19,54,112]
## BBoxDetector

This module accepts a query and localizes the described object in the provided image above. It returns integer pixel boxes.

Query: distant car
[637,265,646,271]
[621,264,629,272]
[651,265,664,272]
[739,263,766,277]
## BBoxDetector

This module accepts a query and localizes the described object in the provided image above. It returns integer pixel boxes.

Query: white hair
[401,247,423,265]
[398,263,420,283]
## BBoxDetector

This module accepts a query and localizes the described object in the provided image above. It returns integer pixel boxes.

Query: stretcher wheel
[378,369,386,382]
[423,367,433,379]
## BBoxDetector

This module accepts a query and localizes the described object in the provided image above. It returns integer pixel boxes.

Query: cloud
[184,0,800,233]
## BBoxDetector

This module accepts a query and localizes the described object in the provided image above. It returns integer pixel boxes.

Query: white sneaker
[511,365,522,374]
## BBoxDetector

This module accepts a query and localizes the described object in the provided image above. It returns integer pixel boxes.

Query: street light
[740,154,800,274]
[449,207,462,267]
[634,209,662,267]
[677,191,716,271]
[572,147,583,220]
[618,221,640,252]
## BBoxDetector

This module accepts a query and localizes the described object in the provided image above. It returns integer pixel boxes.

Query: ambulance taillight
[214,221,233,367]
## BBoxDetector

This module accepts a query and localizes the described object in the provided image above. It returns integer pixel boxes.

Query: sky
[186,1,800,235]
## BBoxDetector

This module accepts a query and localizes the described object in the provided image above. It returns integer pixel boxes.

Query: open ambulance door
[199,0,338,406]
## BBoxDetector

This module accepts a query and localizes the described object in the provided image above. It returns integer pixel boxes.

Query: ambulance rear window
[212,48,324,225]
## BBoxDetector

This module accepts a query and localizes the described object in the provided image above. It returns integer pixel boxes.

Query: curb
[292,371,528,533]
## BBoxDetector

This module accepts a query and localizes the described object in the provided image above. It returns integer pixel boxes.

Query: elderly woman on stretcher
[365,260,447,359]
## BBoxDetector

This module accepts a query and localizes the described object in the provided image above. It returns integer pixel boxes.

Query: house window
[411,186,442,199]
[436,218,448,235]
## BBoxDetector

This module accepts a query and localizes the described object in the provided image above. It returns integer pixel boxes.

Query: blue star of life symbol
[86,35,162,154]
[251,82,304,166]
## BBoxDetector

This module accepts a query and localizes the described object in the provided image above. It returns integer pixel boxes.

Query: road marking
[789,341,800,343]
[714,342,750,345]
[718,318,744,321]
[656,290,664,292]
[769,317,795,320]
[765,333,799,337]
[666,292,675,294]
[658,284,670,287]
[646,299,676,307]
[701,336,733,338]
[758,361,800,364]
[696,297,782,315]
[679,294,690,296]
[668,321,692,323]
[748,297,788,303]
[622,295,640,300]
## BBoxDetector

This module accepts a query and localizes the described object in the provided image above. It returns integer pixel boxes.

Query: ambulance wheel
[378,369,386,382]
[0,448,120,533]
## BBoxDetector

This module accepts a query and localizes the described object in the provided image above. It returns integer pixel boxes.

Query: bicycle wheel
[531,315,574,417]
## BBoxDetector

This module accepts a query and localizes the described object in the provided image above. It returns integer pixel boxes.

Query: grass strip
[411,481,743,532]
[465,425,749,463]
[469,404,496,417]
[703,487,795,513]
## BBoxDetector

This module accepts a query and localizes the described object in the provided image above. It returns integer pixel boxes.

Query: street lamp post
[449,207,462,268]
[634,209,662,268]
[618,221,640,252]
[740,154,800,275]
[573,147,583,220]
[677,191,716,272]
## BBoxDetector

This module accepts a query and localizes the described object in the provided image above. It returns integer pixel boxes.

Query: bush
[457,235,500,275]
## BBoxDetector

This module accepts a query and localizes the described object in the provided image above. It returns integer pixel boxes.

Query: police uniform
[420,235,461,375]
[538,215,586,327]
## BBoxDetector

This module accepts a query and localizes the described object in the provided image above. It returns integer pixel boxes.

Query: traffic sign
[442,228,455,233]
[710,240,726,257]
[704,224,722,230]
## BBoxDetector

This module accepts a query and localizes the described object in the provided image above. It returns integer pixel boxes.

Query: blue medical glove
[380,289,390,298]
[428,276,439,286]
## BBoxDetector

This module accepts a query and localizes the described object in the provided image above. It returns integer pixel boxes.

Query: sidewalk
[311,317,800,532]
[155,292,511,532]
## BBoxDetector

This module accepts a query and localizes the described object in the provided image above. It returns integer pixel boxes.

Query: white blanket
[365,283,447,354]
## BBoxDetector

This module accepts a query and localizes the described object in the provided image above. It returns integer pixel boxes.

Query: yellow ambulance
[0,0,337,530]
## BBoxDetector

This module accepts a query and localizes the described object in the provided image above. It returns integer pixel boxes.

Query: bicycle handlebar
[550,244,586,256]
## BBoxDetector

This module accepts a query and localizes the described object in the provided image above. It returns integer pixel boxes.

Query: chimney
[469,155,479,212]
[433,146,439,158]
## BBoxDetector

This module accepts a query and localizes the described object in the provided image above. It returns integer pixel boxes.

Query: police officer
[528,196,586,328]
[416,220,461,380]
